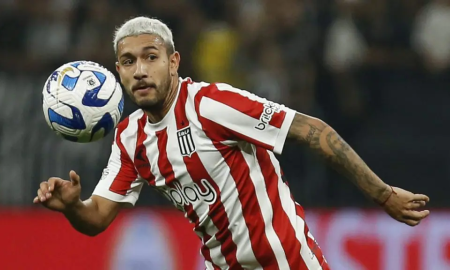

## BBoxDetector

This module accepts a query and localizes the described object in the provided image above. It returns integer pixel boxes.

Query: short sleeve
[92,128,143,206]
[197,83,296,154]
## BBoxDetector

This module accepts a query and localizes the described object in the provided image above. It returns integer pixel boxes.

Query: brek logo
[255,102,281,130]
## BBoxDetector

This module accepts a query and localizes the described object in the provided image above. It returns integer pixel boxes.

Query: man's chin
[136,98,159,110]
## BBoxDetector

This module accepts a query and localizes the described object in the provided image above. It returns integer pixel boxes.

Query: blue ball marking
[118,94,124,114]
[70,62,82,68]
[93,70,106,83]
[90,113,115,140]
[48,102,86,130]
[82,71,115,107]
[61,75,79,91]
[46,71,59,94]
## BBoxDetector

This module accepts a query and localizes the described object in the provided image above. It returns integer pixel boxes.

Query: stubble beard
[136,71,172,112]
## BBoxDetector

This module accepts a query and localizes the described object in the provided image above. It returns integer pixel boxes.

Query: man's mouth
[132,84,156,93]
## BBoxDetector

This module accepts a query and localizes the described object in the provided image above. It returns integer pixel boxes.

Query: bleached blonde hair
[113,16,175,56]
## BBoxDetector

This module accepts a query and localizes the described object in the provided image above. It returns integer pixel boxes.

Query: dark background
[0,0,448,208]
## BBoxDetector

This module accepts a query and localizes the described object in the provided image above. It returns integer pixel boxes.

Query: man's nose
[133,59,148,80]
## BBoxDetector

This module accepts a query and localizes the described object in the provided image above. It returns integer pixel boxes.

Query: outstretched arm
[287,113,390,202]
[287,113,430,225]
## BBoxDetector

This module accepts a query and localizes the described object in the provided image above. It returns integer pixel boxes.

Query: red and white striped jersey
[93,77,329,270]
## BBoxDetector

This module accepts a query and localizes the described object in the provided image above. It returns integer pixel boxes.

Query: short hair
[113,16,175,56]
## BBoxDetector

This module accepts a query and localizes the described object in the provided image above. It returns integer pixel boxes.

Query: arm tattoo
[288,113,390,202]
[323,131,387,201]
[305,126,318,143]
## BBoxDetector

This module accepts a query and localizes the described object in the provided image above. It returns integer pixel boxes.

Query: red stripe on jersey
[194,108,278,269]
[190,209,220,270]
[201,234,221,270]
[155,128,177,186]
[134,114,155,185]
[175,81,240,269]
[194,89,275,151]
[203,83,286,129]
[219,149,278,269]
[109,117,138,195]
[154,124,208,270]
[195,87,279,269]
[295,204,330,270]
[256,147,308,270]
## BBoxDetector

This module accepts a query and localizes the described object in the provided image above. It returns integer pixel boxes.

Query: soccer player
[34,17,430,270]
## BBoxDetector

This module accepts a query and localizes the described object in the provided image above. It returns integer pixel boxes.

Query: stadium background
[1,0,449,269]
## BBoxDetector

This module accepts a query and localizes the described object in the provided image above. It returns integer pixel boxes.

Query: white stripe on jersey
[138,123,166,188]
[164,119,229,268]
[268,152,324,269]
[204,260,214,270]
[199,97,280,147]
[121,111,142,161]
[92,111,143,205]
[204,232,228,268]
[187,84,261,269]
[239,143,290,270]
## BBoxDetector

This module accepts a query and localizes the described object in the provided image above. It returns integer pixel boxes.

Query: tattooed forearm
[305,125,318,144]
[287,113,391,203]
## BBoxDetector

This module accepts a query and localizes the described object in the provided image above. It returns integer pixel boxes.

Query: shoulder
[114,109,145,141]
[182,78,244,100]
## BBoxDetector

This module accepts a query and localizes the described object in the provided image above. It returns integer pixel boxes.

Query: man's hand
[33,170,82,212]
[381,186,430,226]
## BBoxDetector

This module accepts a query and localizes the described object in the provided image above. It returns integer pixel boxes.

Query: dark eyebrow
[118,52,135,60]
[142,45,159,51]
[119,46,159,59]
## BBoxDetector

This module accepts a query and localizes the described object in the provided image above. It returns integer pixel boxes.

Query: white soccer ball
[42,61,124,143]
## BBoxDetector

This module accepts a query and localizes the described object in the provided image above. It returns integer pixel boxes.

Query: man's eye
[122,59,133,65]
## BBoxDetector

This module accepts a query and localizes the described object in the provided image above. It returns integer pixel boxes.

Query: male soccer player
[34,17,430,270]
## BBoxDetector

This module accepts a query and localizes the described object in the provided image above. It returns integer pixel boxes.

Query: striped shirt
[93,77,329,270]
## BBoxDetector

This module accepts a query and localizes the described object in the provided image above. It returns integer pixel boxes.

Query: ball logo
[87,78,96,87]
[161,180,217,211]
[255,102,281,131]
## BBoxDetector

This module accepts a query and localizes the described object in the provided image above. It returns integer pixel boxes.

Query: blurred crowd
[0,0,449,208]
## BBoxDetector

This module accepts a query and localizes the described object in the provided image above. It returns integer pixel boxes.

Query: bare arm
[63,195,121,237]
[287,113,391,203]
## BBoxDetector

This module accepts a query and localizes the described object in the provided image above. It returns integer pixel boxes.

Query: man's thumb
[69,170,80,186]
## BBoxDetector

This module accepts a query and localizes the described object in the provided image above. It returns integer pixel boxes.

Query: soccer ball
[42,61,124,143]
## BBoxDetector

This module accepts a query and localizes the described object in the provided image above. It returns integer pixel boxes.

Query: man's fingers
[69,170,80,186]
[411,194,430,202]
[404,219,420,227]
[37,189,46,202]
[403,210,430,221]
[33,196,39,204]
[39,181,50,198]
[47,177,62,192]
[408,200,426,209]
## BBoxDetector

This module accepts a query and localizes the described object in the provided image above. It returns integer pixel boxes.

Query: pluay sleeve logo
[255,101,281,131]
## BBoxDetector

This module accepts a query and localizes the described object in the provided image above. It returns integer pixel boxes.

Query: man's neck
[145,76,180,124]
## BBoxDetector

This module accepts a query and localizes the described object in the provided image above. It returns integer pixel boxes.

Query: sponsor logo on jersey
[100,168,109,181]
[134,145,150,169]
[255,102,281,131]
[160,180,217,211]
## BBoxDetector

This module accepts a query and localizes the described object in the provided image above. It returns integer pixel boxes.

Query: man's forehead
[118,34,165,54]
